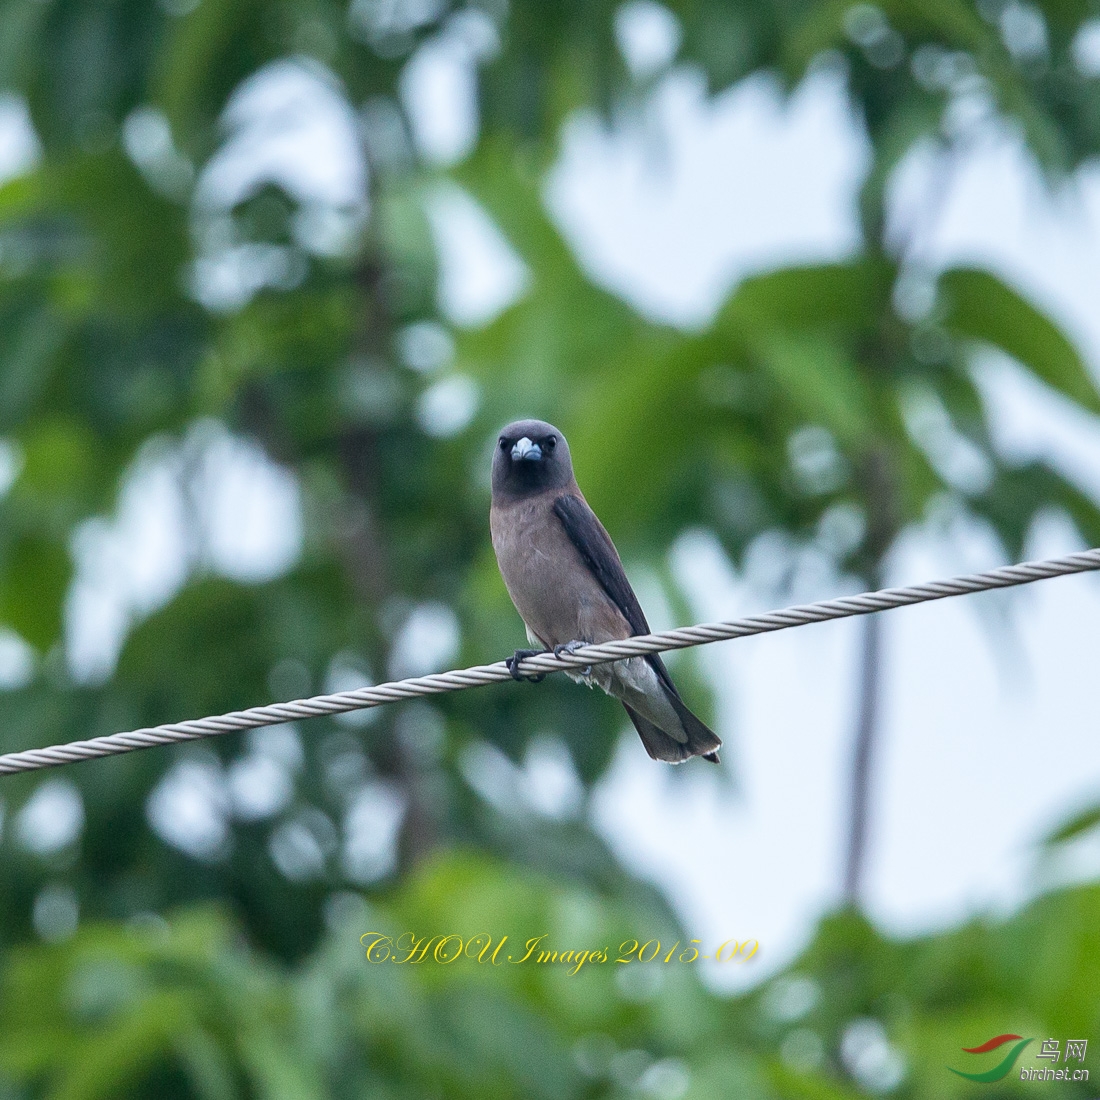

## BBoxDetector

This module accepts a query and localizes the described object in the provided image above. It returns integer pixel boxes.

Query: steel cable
[2,547,1099,775]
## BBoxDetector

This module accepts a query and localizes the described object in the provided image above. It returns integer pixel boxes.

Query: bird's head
[491,419,575,498]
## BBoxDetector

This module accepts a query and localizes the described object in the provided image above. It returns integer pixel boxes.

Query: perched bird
[490,418,721,764]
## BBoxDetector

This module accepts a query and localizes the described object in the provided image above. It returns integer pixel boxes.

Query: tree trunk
[843,606,883,905]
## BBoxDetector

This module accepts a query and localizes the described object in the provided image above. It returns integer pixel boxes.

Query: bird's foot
[553,640,592,677]
[506,648,546,682]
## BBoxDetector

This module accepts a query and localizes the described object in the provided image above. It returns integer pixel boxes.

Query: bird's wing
[554,492,721,763]
[552,493,681,698]
[552,494,650,634]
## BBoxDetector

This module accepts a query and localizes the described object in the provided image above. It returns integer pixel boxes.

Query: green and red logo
[948,1034,1034,1082]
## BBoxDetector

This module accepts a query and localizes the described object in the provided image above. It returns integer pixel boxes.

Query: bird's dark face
[491,419,575,498]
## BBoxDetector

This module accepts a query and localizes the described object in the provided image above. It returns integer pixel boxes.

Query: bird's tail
[623,700,722,765]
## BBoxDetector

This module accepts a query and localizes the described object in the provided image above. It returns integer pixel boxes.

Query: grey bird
[490,418,722,765]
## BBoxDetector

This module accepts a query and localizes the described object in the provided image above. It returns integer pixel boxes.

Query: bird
[489,418,721,765]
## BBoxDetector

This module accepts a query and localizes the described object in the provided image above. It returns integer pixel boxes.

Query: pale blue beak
[512,437,542,462]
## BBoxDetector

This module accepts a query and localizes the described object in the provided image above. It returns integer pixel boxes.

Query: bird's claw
[506,648,546,683]
[553,640,592,677]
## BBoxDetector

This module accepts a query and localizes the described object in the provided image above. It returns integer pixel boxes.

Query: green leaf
[1045,803,1100,846]
[725,261,892,336]
[747,330,874,446]
[153,0,275,156]
[940,267,1100,415]
[0,534,69,649]
[52,991,192,1100]
[0,296,64,432]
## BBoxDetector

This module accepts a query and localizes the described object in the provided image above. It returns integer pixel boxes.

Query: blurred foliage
[0,0,1099,1094]
[2,850,1099,1098]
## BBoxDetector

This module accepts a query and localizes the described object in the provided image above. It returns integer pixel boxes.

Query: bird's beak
[511,437,542,462]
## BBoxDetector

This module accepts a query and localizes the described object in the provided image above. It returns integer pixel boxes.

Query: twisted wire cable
[2,546,1099,777]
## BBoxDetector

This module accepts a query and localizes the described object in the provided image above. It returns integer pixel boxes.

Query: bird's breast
[491,493,630,649]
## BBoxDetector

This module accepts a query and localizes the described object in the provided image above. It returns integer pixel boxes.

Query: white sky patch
[1071,18,1100,76]
[862,513,1100,936]
[269,809,337,881]
[401,25,478,165]
[424,183,531,326]
[343,780,406,883]
[388,601,461,679]
[248,723,305,770]
[545,64,869,329]
[973,351,1100,504]
[400,8,499,165]
[292,202,367,257]
[190,242,307,313]
[227,751,294,821]
[841,1018,907,1093]
[66,423,302,683]
[17,780,85,855]
[320,730,372,803]
[197,57,366,211]
[0,629,35,690]
[518,736,584,819]
[0,94,40,185]
[460,737,585,820]
[899,382,994,495]
[415,374,480,437]
[147,756,230,861]
[123,105,194,200]
[348,0,444,49]
[615,0,682,79]
[399,320,455,373]
[459,739,526,816]
[189,58,366,310]
[0,438,25,496]
[270,819,326,881]
[402,38,476,164]
[191,421,303,582]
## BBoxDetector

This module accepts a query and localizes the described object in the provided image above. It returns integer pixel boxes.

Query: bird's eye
[499,439,509,452]
[545,436,556,450]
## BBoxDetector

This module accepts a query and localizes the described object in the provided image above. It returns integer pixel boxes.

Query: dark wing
[552,493,678,696]
[552,493,650,634]
[554,493,722,765]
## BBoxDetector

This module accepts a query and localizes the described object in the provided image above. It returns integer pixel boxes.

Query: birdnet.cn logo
[948,1034,1089,1083]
